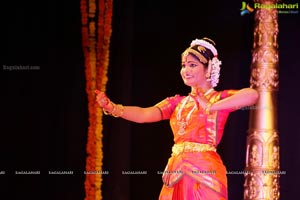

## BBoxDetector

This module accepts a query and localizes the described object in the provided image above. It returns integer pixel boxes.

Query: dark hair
[182,37,217,67]
[190,45,214,65]
[190,37,216,66]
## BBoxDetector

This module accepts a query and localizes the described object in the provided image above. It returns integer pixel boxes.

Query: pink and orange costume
[156,90,236,200]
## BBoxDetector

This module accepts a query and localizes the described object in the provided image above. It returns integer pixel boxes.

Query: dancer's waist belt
[171,142,216,156]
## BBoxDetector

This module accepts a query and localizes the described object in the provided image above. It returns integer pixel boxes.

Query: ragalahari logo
[240,1,254,16]
[240,1,298,15]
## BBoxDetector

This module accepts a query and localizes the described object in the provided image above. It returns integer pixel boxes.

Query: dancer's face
[180,54,207,87]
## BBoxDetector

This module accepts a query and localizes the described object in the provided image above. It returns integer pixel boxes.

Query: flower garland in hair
[210,57,222,87]
[190,38,222,87]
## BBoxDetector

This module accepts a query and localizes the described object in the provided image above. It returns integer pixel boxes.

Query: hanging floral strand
[81,0,113,199]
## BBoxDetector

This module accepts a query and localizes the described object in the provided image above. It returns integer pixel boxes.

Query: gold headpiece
[182,48,208,64]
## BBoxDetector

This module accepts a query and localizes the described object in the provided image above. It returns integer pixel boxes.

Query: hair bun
[190,38,218,57]
[202,37,216,46]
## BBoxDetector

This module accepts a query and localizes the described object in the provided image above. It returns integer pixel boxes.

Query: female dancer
[95,37,258,199]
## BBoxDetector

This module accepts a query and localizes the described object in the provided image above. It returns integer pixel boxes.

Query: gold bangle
[102,102,116,116]
[204,102,212,114]
[112,104,124,117]
[103,109,110,115]
[117,104,125,117]
[118,104,124,117]
[102,101,124,118]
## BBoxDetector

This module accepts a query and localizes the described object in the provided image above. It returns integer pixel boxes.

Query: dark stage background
[1,0,299,199]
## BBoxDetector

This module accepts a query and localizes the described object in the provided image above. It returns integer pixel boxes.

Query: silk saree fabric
[156,90,236,200]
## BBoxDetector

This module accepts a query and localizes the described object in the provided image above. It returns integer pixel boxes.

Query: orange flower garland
[81,0,113,199]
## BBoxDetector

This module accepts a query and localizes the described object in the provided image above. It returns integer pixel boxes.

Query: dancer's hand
[95,90,113,111]
[194,93,210,110]
[190,89,212,113]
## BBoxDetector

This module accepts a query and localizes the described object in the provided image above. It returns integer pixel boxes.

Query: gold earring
[206,73,211,81]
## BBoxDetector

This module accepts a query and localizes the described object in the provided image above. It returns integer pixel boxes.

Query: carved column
[244,0,280,199]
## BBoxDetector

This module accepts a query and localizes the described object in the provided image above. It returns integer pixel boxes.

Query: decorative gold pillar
[244,0,280,199]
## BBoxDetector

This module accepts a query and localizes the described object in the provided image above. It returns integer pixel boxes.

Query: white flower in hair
[190,39,218,56]
[210,57,222,87]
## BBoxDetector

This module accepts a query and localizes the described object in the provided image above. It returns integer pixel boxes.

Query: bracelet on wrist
[103,109,110,115]
[102,102,124,118]
[111,104,124,117]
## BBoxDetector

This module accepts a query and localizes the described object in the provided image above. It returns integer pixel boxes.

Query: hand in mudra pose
[95,90,124,117]
[189,87,213,113]
[95,90,110,108]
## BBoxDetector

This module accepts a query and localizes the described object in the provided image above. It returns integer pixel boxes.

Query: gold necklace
[176,89,214,135]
